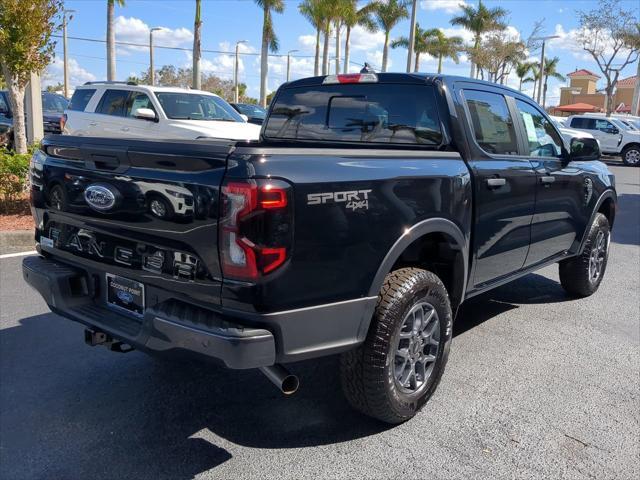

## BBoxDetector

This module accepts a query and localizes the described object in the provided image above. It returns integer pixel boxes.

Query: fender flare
[577,189,617,254]
[367,218,469,302]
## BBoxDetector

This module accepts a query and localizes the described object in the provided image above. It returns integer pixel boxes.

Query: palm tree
[299,0,326,76]
[333,0,352,74]
[107,0,125,81]
[541,56,565,108]
[254,0,285,107]
[374,0,409,72]
[523,65,540,100]
[342,1,377,73]
[425,30,464,74]
[450,0,508,79]
[515,61,533,91]
[193,0,202,89]
[391,24,438,72]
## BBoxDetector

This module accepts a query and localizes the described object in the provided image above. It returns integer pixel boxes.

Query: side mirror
[133,108,157,122]
[605,127,619,135]
[569,137,600,161]
[239,114,249,122]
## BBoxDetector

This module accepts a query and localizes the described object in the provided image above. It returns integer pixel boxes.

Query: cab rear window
[264,84,442,146]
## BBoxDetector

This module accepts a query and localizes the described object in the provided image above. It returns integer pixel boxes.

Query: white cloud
[365,50,387,71]
[183,41,256,82]
[349,25,386,51]
[437,24,520,46]
[421,0,469,14]
[438,26,474,44]
[115,16,193,55]
[547,23,630,63]
[44,57,96,88]
[298,34,317,52]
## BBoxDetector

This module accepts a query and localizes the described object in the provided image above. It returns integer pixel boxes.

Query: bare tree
[576,0,640,116]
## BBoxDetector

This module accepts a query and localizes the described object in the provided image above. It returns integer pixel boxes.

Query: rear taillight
[59,113,67,132]
[220,179,292,280]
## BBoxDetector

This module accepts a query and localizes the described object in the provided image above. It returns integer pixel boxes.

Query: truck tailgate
[31,136,235,305]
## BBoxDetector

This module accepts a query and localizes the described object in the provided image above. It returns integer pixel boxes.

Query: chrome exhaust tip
[259,364,299,395]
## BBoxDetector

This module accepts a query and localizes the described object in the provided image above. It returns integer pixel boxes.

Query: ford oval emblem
[116,290,134,304]
[84,184,116,211]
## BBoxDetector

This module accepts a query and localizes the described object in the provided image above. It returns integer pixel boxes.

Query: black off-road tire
[621,144,640,167]
[559,213,610,297]
[340,267,453,424]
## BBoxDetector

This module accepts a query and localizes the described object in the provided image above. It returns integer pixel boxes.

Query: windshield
[618,119,638,130]
[611,118,634,131]
[41,93,69,113]
[236,103,266,119]
[155,92,243,122]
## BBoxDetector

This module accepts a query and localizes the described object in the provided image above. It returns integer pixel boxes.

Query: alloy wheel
[393,301,440,394]
[589,230,608,282]
[625,149,640,165]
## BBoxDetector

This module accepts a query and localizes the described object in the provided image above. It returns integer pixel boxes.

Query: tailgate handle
[91,154,120,170]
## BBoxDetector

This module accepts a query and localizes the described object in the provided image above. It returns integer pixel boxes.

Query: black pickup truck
[22,72,616,424]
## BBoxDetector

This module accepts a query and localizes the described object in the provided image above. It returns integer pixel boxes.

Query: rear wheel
[340,268,452,424]
[559,213,610,297]
[622,145,640,166]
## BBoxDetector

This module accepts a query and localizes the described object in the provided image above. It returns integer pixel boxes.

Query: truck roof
[283,72,524,97]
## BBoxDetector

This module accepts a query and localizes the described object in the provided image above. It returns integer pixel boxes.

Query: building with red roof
[554,70,637,116]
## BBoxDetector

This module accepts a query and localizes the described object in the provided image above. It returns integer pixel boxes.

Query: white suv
[566,114,640,166]
[62,82,261,141]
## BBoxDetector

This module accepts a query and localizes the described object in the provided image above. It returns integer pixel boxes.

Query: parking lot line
[0,250,37,259]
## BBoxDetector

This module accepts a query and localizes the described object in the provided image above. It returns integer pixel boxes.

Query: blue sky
[47,0,639,106]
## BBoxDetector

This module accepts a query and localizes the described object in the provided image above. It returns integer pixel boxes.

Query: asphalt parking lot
[1,163,638,480]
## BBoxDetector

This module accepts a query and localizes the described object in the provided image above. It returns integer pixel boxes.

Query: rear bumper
[22,255,275,369]
[22,255,377,368]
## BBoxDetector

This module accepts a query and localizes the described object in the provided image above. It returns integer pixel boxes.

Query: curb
[0,230,35,255]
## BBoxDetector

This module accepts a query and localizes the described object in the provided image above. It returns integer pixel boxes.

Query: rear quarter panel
[223,147,472,312]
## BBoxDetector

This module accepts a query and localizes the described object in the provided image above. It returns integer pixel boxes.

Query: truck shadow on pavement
[611,193,639,246]
[0,274,603,479]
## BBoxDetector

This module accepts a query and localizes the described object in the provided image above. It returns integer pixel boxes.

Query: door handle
[121,127,130,132]
[541,176,556,184]
[88,122,97,127]
[486,178,506,188]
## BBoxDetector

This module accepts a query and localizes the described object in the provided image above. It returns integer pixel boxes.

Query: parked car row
[62,82,261,141]
[562,114,640,166]
[0,91,69,149]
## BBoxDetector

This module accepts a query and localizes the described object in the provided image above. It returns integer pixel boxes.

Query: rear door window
[264,84,442,145]
[96,89,129,116]
[68,89,96,112]
[464,90,518,155]
[569,117,595,129]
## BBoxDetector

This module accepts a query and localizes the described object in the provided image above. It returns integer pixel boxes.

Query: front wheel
[340,268,453,424]
[622,145,640,167]
[559,213,610,297]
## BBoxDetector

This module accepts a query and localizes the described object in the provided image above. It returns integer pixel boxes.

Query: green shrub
[0,148,31,213]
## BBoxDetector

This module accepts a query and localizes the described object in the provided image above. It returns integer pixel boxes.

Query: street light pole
[531,35,559,105]
[149,27,161,86]
[406,0,417,73]
[286,50,299,82]
[234,40,248,103]
[62,10,75,98]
